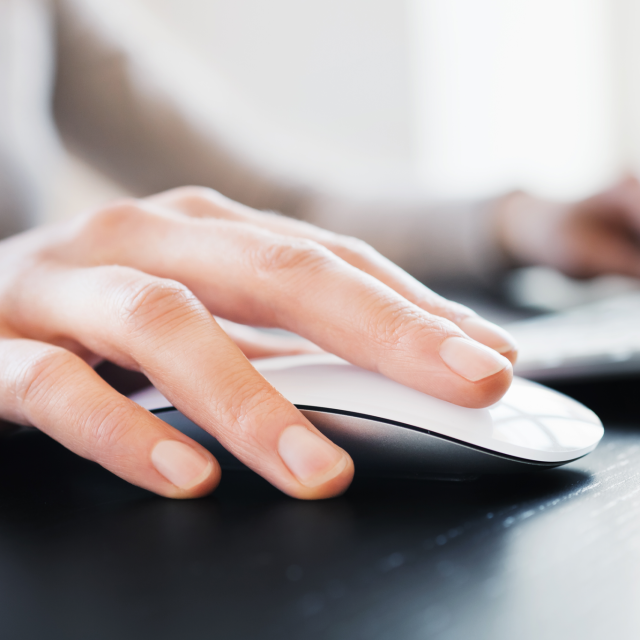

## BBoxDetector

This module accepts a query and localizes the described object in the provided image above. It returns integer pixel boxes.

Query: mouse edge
[151,405,592,472]
[291,405,595,468]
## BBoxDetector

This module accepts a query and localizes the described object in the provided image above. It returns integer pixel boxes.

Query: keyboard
[504,292,640,381]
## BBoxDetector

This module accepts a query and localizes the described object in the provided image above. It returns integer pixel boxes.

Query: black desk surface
[1,377,639,640]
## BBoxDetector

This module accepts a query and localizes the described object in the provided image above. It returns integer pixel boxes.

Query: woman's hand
[498,176,640,278]
[0,187,515,500]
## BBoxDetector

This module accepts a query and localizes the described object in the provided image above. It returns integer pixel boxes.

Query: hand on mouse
[0,187,515,499]
[498,176,640,278]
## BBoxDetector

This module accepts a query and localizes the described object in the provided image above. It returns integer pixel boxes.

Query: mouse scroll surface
[131,354,604,477]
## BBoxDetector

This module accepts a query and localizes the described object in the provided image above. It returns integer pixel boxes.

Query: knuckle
[80,398,139,451]
[74,200,153,257]
[368,302,449,353]
[15,346,78,410]
[116,277,201,337]
[174,186,231,217]
[210,367,284,441]
[81,199,147,235]
[252,238,334,278]
[232,389,281,435]
[368,303,412,349]
[157,186,231,217]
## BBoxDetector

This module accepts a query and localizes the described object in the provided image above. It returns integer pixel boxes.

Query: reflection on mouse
[130,354,604,479]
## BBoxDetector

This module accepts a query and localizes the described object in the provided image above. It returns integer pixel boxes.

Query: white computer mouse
[130,353,604,479]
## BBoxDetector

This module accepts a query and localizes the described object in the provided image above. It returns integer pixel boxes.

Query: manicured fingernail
[440,336,510,382]
[151,440,213,489]
[459,316,518,354]
[278,425,349,487]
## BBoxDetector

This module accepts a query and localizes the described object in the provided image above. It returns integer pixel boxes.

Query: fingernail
[459,317,518,354]
[440,336,510,382]
[151,440,213,489]
[278,425,349,488]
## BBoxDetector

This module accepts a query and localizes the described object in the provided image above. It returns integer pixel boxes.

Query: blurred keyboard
[505,292,640,381]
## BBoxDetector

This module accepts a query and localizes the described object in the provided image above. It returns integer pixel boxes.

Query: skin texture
[0,186,516,500]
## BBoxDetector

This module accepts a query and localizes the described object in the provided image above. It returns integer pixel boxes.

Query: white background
[49,0,640,219]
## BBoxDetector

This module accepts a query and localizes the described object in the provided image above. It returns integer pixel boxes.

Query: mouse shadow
[342,466,593,511]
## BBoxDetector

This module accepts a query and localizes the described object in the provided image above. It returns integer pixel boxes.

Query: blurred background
[49,0,640,307]
[53,0,638,211]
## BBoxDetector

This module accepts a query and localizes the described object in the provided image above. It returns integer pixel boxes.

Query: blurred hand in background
[499,176,640,280]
